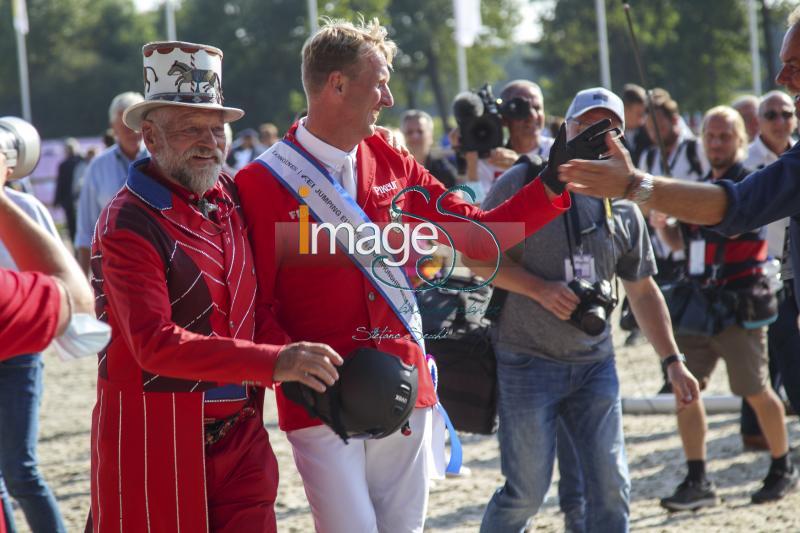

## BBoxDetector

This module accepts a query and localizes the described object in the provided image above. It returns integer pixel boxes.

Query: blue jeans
[557,420,586,533]
[480,351,630,533]
[0,354,66,533]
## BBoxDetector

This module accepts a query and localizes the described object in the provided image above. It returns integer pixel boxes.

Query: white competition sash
[256,140,426,353]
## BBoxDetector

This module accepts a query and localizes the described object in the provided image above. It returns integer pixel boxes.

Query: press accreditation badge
[565,254,596,283]
[689,239,706,275]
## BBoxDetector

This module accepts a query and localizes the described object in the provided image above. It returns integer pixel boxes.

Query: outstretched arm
[559,133,729,225]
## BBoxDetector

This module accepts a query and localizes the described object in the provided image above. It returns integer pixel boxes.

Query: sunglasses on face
[763,110,794,121]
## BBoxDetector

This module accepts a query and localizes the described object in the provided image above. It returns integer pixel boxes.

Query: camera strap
[605,198,620,300]
[563,195,619,298]
[563,196,579,277]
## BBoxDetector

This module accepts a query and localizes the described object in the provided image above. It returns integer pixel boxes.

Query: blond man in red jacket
[232,17,618,532]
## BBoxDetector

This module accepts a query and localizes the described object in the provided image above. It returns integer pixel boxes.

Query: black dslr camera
[0,117,41,181]
[498,96,534,121]
[452,83,504,158]
[568,278,618,336]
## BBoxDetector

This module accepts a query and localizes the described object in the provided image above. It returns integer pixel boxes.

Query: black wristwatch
[661,353,686,372]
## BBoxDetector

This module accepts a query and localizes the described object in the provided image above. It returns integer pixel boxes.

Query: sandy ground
[11,328,800,532]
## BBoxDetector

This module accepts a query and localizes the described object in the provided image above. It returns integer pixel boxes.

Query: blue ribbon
[427,354,463,474]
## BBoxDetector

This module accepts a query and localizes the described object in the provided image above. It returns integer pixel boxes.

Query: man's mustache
[185,147,224,164]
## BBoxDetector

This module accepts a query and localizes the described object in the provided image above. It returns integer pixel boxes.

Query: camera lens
[580,306,607,336]
[501,97,533,120]
[0,117,41,181]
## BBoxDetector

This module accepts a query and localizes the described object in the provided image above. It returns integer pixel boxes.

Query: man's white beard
[155,144,223,195]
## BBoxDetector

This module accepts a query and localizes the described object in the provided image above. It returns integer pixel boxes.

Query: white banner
[453,0,481,47]
[12,0,29,35]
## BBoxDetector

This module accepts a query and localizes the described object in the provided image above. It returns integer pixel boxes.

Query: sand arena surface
[15,327,800,532]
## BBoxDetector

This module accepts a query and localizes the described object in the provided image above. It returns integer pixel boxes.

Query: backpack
[418,273,498,434]
[418,155,546,435]
[645,138,703,178]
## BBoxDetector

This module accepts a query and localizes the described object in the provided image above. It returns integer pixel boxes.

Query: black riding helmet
[281,347,418,443]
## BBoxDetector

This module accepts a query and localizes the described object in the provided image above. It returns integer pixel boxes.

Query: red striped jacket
[88,160,280,532]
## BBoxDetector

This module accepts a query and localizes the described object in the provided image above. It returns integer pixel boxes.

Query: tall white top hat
[123,41,244,131]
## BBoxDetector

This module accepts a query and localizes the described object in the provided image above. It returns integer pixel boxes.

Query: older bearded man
[86,41,341,533]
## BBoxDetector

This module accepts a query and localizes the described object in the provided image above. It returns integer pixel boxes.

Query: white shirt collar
[756,135,784,159]
[295,118,358,174]
[754,135,773,158]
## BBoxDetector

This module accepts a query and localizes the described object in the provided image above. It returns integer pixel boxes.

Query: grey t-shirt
[482,163,657,363]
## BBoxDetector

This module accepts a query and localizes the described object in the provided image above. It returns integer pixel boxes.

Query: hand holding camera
[567,278,618,336]
[529,276,617,335]
[539,118,615,195]
[450,83,544,159]
[486,147,518,170]
[529,279,581,321]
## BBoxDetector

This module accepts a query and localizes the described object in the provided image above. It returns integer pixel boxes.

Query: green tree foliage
[388,0,519,128]
[176,0,308,132]
[3,0,795,139]
[176,0,519,132]
[0,0,157,137]
[760,0,797,89]
[532,0,752,116]
[176,0,390,132]
[0,0,520,138]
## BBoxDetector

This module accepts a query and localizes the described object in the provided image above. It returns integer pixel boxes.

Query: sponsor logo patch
[373,180,399,196]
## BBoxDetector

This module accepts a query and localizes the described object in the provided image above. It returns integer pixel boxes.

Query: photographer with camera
[0,118,96,358]
[0,117,100,532]
[451,79,553,202]
[467,88,698,533]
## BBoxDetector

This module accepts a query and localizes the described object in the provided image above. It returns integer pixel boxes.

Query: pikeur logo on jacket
[373,180,399,196]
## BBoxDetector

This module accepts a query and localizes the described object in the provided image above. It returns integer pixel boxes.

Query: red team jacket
[0,269,60,361]
[236,124,570,431]
[88,161,281,532]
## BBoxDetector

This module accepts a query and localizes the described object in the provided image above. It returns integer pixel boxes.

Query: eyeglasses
[568,116,623,134]
[762,110,794,121]
[568,117,594,128]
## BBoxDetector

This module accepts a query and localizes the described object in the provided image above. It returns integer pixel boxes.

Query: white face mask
[51,313,111,361]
